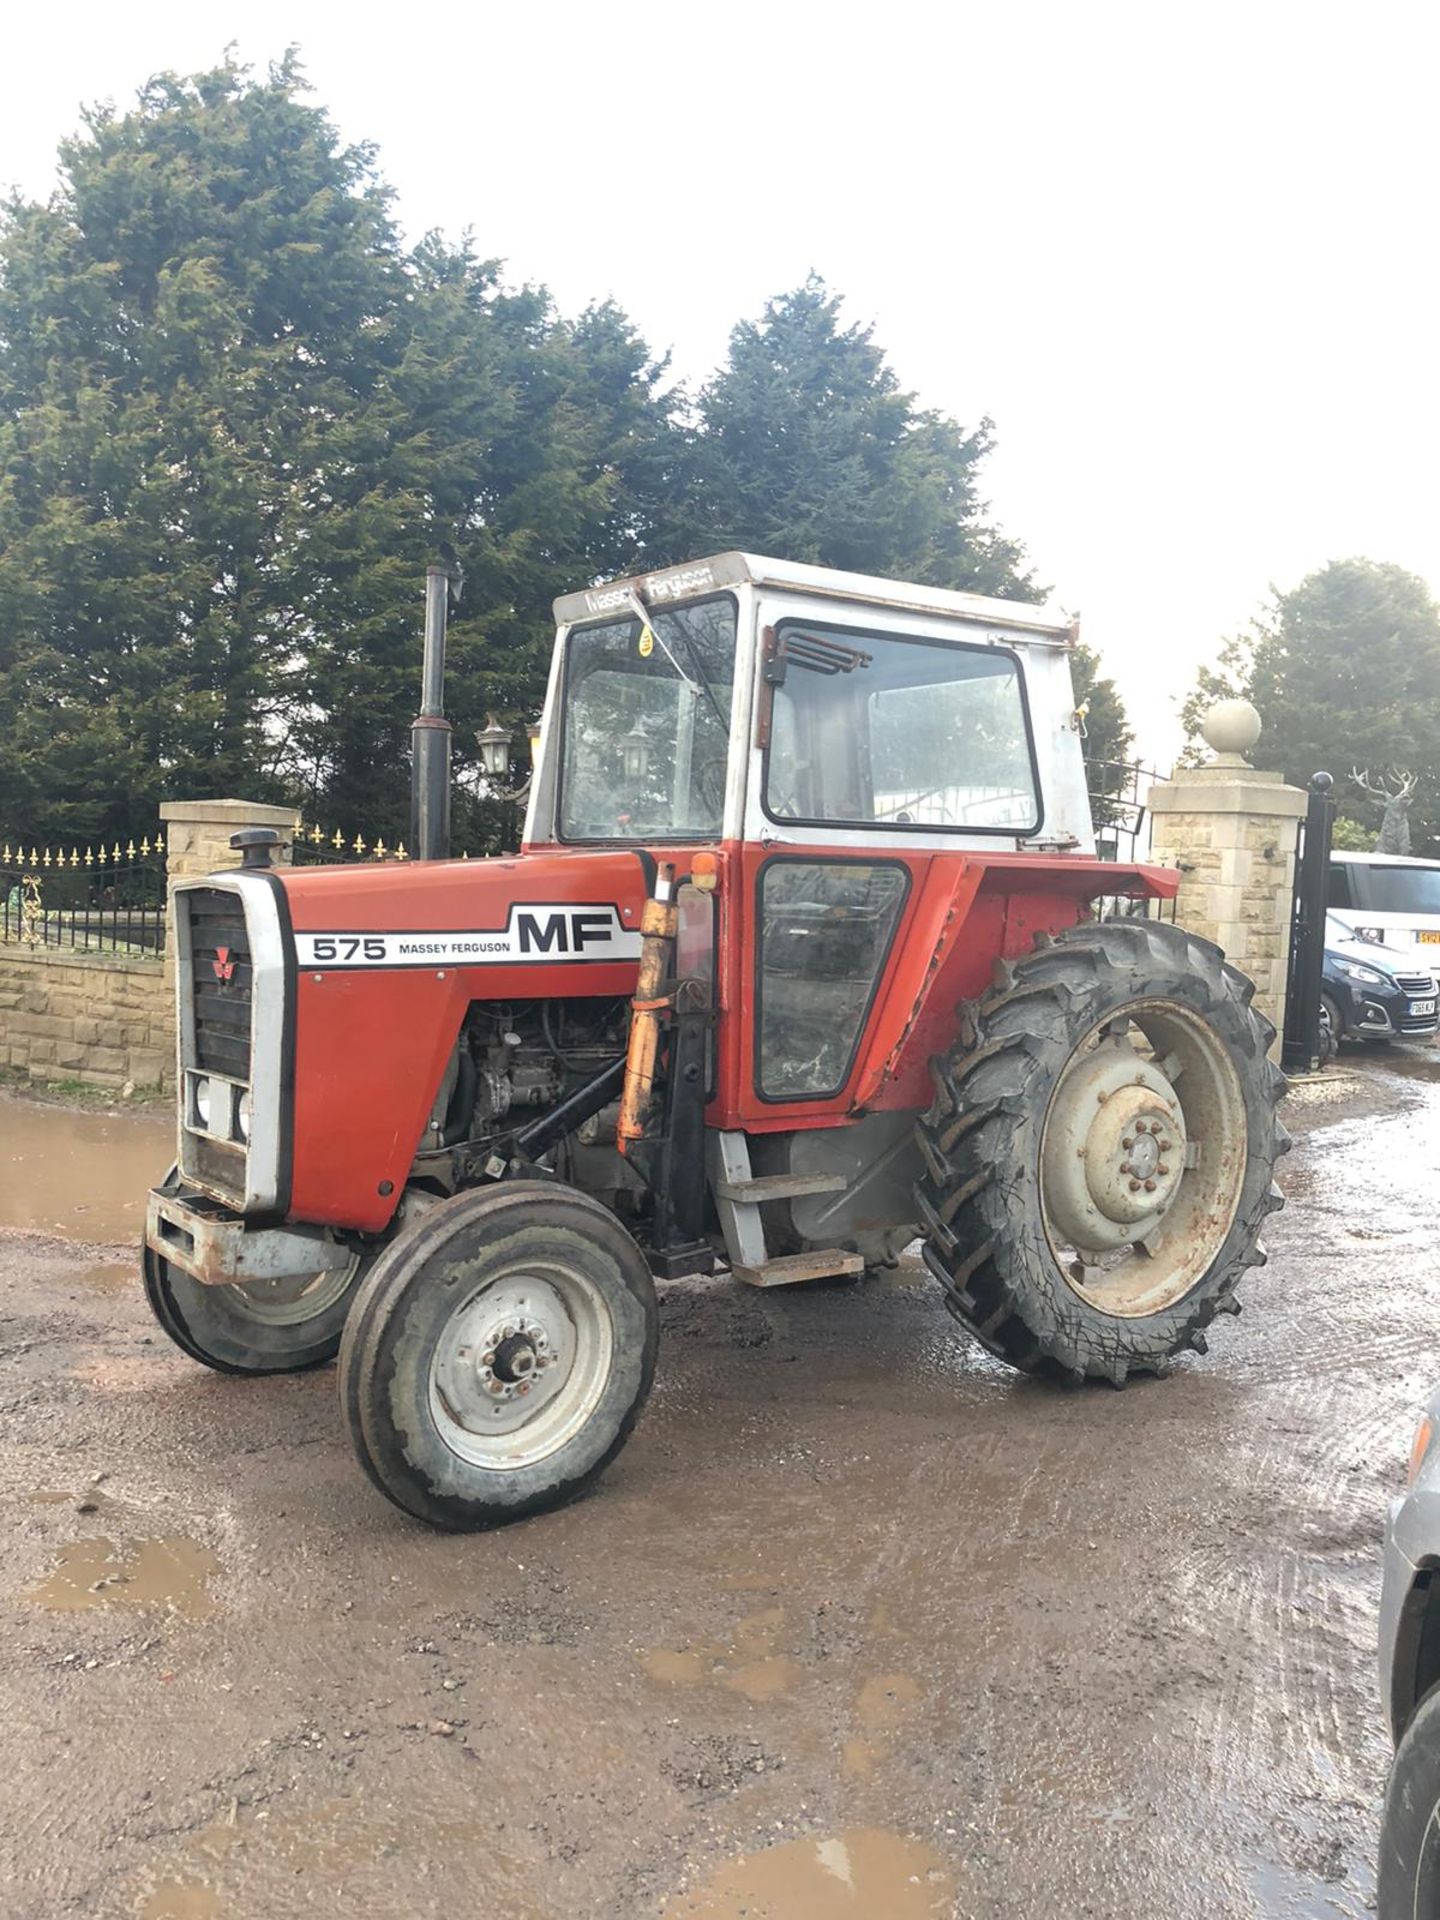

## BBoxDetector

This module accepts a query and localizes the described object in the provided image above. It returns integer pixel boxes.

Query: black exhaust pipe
[411,563,455,861]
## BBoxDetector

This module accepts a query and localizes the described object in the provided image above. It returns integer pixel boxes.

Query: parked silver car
[1378,1390,1440,1912]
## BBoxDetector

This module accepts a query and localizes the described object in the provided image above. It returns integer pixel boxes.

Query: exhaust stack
[411,563,454,861]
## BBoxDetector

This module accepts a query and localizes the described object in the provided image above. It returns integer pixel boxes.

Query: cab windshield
[559,599,737,840]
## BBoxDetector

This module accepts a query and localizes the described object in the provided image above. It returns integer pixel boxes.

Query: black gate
[1282,772,1336,1074]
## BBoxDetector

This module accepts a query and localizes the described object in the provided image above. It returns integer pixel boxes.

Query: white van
[1327,851,1440,958]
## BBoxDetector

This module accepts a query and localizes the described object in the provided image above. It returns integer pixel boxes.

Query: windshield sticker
[294,905,641,970]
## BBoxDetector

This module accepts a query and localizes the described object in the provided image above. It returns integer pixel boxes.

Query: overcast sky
[3,0,1437,767]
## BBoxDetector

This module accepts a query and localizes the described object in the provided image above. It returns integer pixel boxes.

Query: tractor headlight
[1336,960,1386,986]
[192,1076,212,1129]
[237,1090,253,1142]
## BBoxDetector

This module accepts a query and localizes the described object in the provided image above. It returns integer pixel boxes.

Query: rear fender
[852,857,1176,1111]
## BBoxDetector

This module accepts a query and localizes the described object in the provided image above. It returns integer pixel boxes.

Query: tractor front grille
[185,888,253,1082]
[174,877,284,1214]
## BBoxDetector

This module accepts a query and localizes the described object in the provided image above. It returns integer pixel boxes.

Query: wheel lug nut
[1122,1136,1134,1150]
[1129,1178,1141,1191]
[1144,1178,1156,1192]
[1159,1139,1172,1152]
[1158,1164,1170,1177]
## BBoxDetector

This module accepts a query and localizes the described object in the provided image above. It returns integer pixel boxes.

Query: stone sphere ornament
[1201,699,1262,763]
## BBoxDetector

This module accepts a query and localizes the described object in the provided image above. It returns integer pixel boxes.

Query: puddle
[645,1607,803,1701]
[855,1672,923,1729]
[0,1094,172,1242]
[725,1656,803,1702]
[149,1800,546,1917]
[647,1649,710,1685]
[75,1260,137,1292]
[26,1536,219,1617]
[138,1882,223,1920]
[663,1828,955,1918]
[841,1736,885,1779]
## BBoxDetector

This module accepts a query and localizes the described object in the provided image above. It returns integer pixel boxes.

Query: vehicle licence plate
[1411,998,1437,1016]
[1420,931,1440,944]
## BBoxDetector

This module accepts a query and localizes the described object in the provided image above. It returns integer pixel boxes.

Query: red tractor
[143,553,1286,1529]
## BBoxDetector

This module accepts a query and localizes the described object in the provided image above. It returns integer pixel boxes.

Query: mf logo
[293,904,641,971]
[211,946,237,985]
[515,908,625,955]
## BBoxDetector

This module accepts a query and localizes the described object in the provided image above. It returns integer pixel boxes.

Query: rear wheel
[915,920,1287,1384]
[338,1181,658,1530]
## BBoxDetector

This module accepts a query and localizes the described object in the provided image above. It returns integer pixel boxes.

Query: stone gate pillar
[1146,703,1307,1051]
[159,798,300,881]
[159,799,301,1019]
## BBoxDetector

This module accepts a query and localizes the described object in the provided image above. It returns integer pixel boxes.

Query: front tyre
[142,1241,369,1375]
[338,1181,658,1530]
[915,920,1287,1385]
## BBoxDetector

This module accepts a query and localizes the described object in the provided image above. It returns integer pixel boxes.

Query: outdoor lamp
[477,714,511,782]
[622,724,649,782]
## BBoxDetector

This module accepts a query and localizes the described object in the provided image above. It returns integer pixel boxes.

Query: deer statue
[1350,768,1418,856]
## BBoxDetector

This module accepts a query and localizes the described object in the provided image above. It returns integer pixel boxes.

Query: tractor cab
[528,552,1093,856]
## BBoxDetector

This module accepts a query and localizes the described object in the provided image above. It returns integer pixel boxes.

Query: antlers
[1351,767,1417,802]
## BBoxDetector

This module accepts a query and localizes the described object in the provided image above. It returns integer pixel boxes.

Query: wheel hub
[431,1279,576,1437]
[1042,1037,1188,1253]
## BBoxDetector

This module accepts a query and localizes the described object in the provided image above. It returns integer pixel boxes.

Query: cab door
[725,602,1044,1130]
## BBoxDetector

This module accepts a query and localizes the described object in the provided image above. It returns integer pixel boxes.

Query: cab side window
[756,860,907,1098]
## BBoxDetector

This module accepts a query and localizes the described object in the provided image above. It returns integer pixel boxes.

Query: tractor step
[712,1172,847,1204]
[730,1249,865,1289]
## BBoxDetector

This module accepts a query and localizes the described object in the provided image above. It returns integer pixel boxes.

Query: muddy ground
[1,1052,1437,1919]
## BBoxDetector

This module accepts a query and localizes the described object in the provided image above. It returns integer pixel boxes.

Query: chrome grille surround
[174,874,286,1213]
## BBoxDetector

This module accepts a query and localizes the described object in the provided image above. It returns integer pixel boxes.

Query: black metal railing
[1085,760,1177,923]
[0,839,168,955]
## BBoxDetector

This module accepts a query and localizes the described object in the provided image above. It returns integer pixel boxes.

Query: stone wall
[1,798,298,1095]
[0,945,170,1091]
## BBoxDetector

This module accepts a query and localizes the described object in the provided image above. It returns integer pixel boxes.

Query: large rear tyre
[338,1181,658,1530]
[915,920,1287,1384]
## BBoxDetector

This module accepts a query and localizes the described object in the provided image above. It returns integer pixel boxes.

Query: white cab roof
[553,551,1077,645]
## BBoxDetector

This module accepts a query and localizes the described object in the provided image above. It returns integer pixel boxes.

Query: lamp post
[476,714,512,784]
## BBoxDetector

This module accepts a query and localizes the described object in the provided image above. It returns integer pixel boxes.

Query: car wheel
[1379,1682,1440,1918]
[1319,991,1343,1064]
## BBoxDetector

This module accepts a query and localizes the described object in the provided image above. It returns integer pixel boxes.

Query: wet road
[1,1055,1437,1918]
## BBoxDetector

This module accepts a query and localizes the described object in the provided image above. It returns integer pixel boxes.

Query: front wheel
[142,1240,369,1374]
[915,919,1287,1385]
[338,1181,658,1530]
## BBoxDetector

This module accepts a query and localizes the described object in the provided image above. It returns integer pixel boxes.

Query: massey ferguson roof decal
[293,904,642,971]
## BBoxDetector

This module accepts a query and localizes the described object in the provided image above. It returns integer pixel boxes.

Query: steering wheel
[693,756,728,817]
